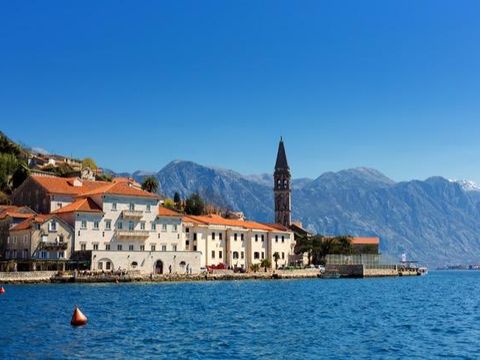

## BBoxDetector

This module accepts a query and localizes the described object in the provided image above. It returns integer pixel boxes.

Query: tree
[173,192,181,205]
[163,198,175,209]
[141,176,159,193]
[82,157,97,170]
[260,258,271,272]
[184,193,205,215]
[273,252,280,269]
[96,173,113,182]
[250,263,260,273]
[0,153,20,194]
[10,163,30,190]
[295,235,313,265]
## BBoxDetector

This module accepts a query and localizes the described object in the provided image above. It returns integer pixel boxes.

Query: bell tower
[274,137,291,227]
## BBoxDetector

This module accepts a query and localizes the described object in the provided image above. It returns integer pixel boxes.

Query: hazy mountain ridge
[118,161,480,266]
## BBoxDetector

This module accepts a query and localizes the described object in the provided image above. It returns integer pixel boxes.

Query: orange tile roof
[80,181,159,199]
[0,206,36,220]
[31,175,108,196]
[350,237,379,245]
[10,214,52,232]
[158,206,182,217]
[182,214,290,232]
[53,197,103,214]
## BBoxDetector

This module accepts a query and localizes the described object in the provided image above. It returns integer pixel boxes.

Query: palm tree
[250,263,260,273]
[260,258,271,272]
[141,176,159,193]
[273,252,280,269]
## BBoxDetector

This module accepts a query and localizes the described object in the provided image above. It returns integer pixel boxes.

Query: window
[162,224,167,232]
[219,251,222,259]
[138,245,144,251]
[193,245,197,251]
[105,220,111,230]
[151,222,156,231]
[186,240,190,246]
[282,252,285,259]
[41,251,47,259]
[93,244,99,250]
[261,235,265,242]
[261,252,265,259]
[98,262,103,270]
[81,220,87,229]
[58,251,65,259]
[233,251,239,259]
[172,245,177,251]
[105,244,111,250]
[112,202,117,211]
[161,245,166,251]
[241,234,244,241]
[117,221,123,230]
[219,233,222,240]
[255,234,258,242]
[131,261,138,268]
[282,236,285,243]
[241,251,244,259]
[49,220,57,232]
[140,222,145,230]
[193,233,197,241]
[186,227,190,233]
[129,245,134,251]
[254,252,260,259]
[106,261,111,270]
[234,233,237,241]
[211,250,215,259]
[129,221,134,231]
[275,235,279,243]
[146,204,151,212]
[78,230,81,236]
[41,235,48,242]
[173,224,177,232]
[129,203,135,211]
[117,244,122,251]
[93,221,99,230]
[59,235,64,243]
[158,233,161,239]
[57,202,62,209]
[212,232,216,240]
[35,223,40,230]
[151,244,156,251]
[81,244,86,251]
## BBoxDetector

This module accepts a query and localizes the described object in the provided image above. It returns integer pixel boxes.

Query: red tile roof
[350,237,379,245]
[0,206,36,220]
[10,214,52,232]
[30,174,158,199]
[31,175,108,196]
[158,206,182,217]
[52,197,103,214]
[183,214,290,232]
[80,181,159,199]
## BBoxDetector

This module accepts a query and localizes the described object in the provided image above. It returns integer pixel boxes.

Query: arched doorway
[98,258,114,271]
[154,260,163,274]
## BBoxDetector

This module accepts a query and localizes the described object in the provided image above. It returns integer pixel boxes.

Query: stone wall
[0,271,56,283]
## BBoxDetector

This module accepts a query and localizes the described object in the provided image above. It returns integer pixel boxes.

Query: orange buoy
[0,286,5,294]
[70,306,88,326]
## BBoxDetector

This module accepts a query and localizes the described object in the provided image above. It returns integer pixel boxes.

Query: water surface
[1,271,479,359]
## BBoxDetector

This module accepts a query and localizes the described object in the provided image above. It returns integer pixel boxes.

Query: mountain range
[115,161,480,266]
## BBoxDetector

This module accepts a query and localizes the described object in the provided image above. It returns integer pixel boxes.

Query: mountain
[114,160,480,267]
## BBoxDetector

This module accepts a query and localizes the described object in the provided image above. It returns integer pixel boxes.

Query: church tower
[274,137,291,227]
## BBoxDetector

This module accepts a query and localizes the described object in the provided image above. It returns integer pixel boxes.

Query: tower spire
[273,137,291,227]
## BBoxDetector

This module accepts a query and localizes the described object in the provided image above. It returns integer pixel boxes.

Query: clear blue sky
[1,1,480,181]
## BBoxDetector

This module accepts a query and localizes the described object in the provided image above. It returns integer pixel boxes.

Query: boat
[417,267,428,276]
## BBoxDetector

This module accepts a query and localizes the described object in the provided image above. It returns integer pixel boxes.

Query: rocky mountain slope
[125,160,480,266]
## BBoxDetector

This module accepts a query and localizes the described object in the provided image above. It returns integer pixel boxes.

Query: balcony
[115,230,150,239]
[40,241,68,250]
[122,210,143,219]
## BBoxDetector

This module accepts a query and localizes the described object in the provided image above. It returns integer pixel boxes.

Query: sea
[1,271,479,359]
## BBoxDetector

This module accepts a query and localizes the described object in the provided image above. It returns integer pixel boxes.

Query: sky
[1,1,480,182]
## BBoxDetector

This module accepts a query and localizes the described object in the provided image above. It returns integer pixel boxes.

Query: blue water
[1,271,479,359]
